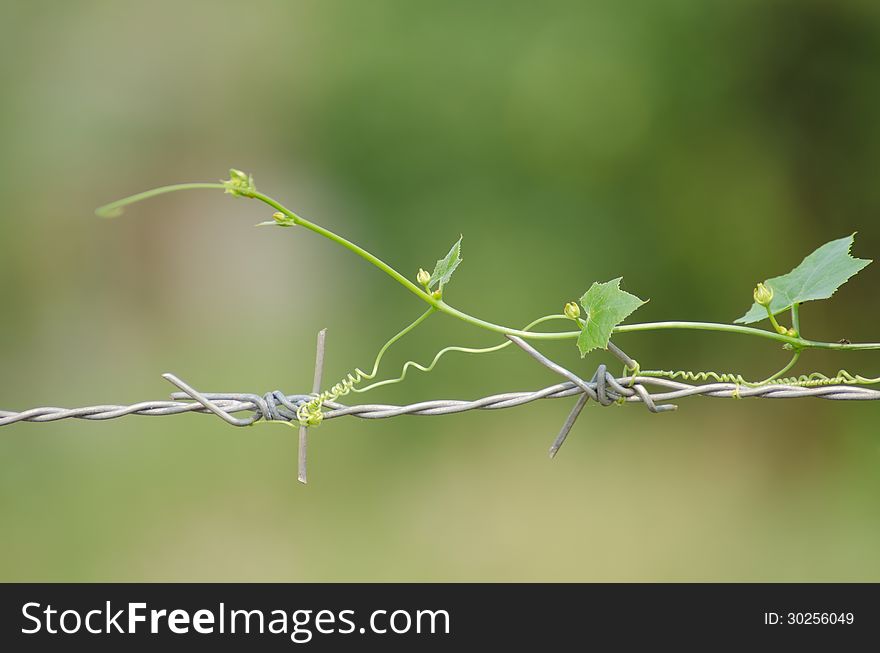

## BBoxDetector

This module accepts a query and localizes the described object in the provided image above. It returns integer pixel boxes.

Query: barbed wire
[3,332,879,478]
[4,373,879,427]
[5,369,879,425]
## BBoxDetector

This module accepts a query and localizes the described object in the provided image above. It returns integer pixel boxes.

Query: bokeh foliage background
[2,0,880,580]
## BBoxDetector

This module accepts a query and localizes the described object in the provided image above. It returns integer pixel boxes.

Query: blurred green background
[2,0,880,581]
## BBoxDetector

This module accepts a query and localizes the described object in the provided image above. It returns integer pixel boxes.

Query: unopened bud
[229,168,249,183]
[564,302,581,319]
[753,282,773,307]
[431,289,442,300]
[417,268,431,287]
[222,168,256,197]
[787,327,797,337]
[272,211,286,223]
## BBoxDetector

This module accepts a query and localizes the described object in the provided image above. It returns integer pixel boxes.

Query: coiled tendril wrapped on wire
[296,368,368,426]
[640,368,880,389]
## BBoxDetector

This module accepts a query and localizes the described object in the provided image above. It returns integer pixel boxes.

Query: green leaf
[429,236,462,290]
[577,278,646,357]
[735,234,871,324]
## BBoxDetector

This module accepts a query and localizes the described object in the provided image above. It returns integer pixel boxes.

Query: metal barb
[299,329,327,485]
[549,393,588,459]
[506,336,676,455]
[506,336,595,397]
[161,373,256,427]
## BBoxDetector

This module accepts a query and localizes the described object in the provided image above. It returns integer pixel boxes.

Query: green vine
[96,169,880,426]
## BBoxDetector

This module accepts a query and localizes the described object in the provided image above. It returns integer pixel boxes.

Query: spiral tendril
[296,367,371,426]
[640,368,880,389]
[296,314,572,426]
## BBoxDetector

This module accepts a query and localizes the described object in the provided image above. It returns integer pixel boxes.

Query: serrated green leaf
[577,278,646,357]
[735,234,871,324]
[429,236,462,290]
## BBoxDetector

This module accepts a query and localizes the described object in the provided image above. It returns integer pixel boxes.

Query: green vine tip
[222,168,257,198]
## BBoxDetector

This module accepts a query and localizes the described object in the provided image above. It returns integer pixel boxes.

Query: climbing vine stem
[95,178,880,353]
[96,172,880,427]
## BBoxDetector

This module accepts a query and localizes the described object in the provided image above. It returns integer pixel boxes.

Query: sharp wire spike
[506,335,676,454]
[161,373,255,426]
[549,393,589,459]
[298,329,327,485]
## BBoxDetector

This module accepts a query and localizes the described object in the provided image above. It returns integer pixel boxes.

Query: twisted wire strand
[3,375,880,428]
[4,334,880,430]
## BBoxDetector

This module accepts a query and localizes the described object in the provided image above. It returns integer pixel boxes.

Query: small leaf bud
[564,302,581,320]
[753,282,773,307]
[229,168,249,183]
[222,168,256,197]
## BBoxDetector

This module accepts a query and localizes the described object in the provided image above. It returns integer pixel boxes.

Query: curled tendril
[295,314,573,427]
[639,368,880,389]
[296,369,370,426]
